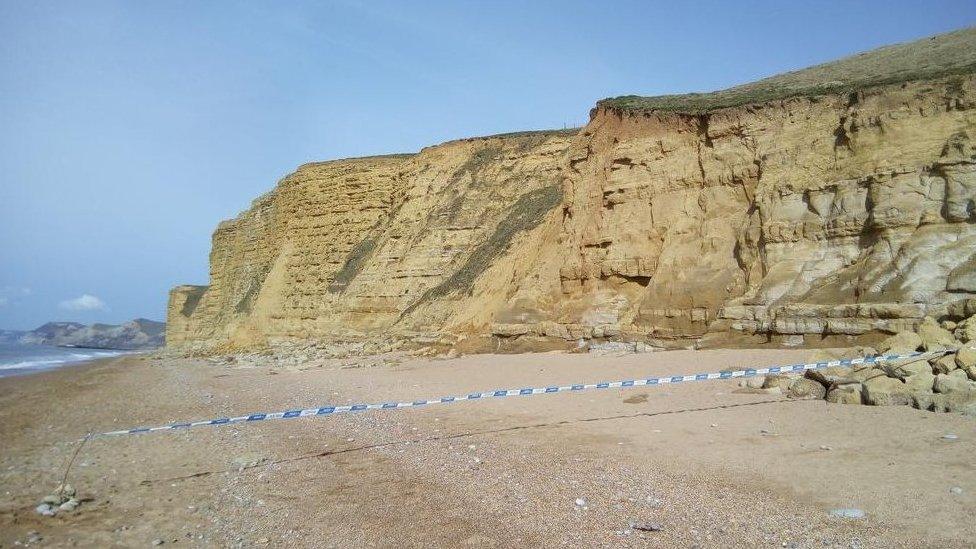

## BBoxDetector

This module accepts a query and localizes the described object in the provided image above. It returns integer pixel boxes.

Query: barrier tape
[98,350,946,437]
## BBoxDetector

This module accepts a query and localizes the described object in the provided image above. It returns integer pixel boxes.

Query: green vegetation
[399,184,563,318]
[601,27,976,114]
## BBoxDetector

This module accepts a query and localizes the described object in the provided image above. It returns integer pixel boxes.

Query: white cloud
[59,294,108,311]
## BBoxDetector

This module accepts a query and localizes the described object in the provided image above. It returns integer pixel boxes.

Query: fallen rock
[904,371,936,392]
[877,331,922,355]
[931,354,958,375]
[912,391,937,410]
[805,366,854,386]
[762,374,793,392]
[787,378,827,400]
[738,376,766,389]
[826,383,863,404]
[955,346,976,371]
[849,366,888,383]
[954,316,976,343]
[862,376,912,406]
[881,358,932,380]
[934,370,974,394]
[917,317,957,351]
[58,498,79,512]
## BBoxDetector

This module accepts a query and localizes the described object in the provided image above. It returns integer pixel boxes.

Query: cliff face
[168,132,574,350]
[169,30,976,353]
[495,76,976,347]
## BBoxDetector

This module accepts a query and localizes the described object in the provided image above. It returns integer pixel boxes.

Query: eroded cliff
[169,29,976,353]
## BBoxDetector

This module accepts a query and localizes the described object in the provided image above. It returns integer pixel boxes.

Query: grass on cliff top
[601,27,976,114]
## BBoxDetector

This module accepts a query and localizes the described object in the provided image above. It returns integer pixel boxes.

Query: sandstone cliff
[169,28,976,353]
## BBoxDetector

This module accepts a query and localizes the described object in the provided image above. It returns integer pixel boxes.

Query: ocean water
[0,343,133,378]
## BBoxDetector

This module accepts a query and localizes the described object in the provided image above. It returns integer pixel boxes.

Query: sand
[0,348,973,548]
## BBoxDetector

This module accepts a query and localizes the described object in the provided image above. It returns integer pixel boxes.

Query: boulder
[787,378,827,400]
[953,316,976,343]
[913,391,936,410]
[849,366,889,383]
[881,358,932,380]
[929,392,976,414]
[805,366,855,386]
[862,376,913,406]
[916,317,956,351]
[955,346,976,371]
[930,354,958,375]
[762,374,793,392]
[877,331,922,355]
[826,383,863,405]
[904,371,936,392]
[933,370,974,394]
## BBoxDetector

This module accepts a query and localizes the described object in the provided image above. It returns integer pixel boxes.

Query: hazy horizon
[1,1,974,330]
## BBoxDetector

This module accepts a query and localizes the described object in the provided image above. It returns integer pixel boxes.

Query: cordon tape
[98,350,948,438]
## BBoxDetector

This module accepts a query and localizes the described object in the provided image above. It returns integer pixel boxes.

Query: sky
[0,1,974,330]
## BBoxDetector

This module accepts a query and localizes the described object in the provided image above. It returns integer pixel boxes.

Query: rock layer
[169,30,976,353]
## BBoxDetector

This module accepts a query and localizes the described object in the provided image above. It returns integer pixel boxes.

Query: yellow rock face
[167,132,574,350]
[169,75,976,353]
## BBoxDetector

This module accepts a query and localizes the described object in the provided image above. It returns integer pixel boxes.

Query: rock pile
[34,484,81,517]
[745,316,976,416]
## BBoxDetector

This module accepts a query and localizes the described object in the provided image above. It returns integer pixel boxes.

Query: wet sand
[0,349,973,547]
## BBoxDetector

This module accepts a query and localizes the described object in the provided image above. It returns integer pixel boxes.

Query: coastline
[1,349,973,547]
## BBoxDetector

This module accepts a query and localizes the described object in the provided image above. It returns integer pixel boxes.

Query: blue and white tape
[98,350,942,437]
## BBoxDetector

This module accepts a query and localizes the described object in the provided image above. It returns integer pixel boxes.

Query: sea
[0,342,133,378]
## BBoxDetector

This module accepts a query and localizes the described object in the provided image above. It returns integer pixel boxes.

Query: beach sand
[0,349,973,547]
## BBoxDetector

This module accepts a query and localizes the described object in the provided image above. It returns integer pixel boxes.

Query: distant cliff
[17,319,165,350]
[169,28,976,353]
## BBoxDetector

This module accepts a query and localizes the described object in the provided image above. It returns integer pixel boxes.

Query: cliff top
[599,27,976,114]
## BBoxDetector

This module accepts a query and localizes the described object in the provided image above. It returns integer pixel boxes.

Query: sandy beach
[0,349,973,548]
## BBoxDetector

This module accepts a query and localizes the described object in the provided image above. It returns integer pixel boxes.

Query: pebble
[152,538,165,546]
[828,508,866,519]
[35,503,56,517]
[574,497,588,510]
[630,521,664,532]
[941,434,959,441]
[59,498,80,512]
[819,445,832,451]
[949,486,963,495]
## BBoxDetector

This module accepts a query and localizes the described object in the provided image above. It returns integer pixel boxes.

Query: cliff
[169,28,976,353]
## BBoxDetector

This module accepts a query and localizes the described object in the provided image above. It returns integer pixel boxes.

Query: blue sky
[0,1,973,330]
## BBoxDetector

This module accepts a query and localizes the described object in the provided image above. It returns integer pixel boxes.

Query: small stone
[58,483,76,497]
[819,445,832,451]
[942,433,959,441]
[34,503,56,517]
[949,486,963,495]
[631,521,663,532]
[152,539,165,546]
[828,508,866,519]
[574,497,587,507]
[59,498,79,512]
